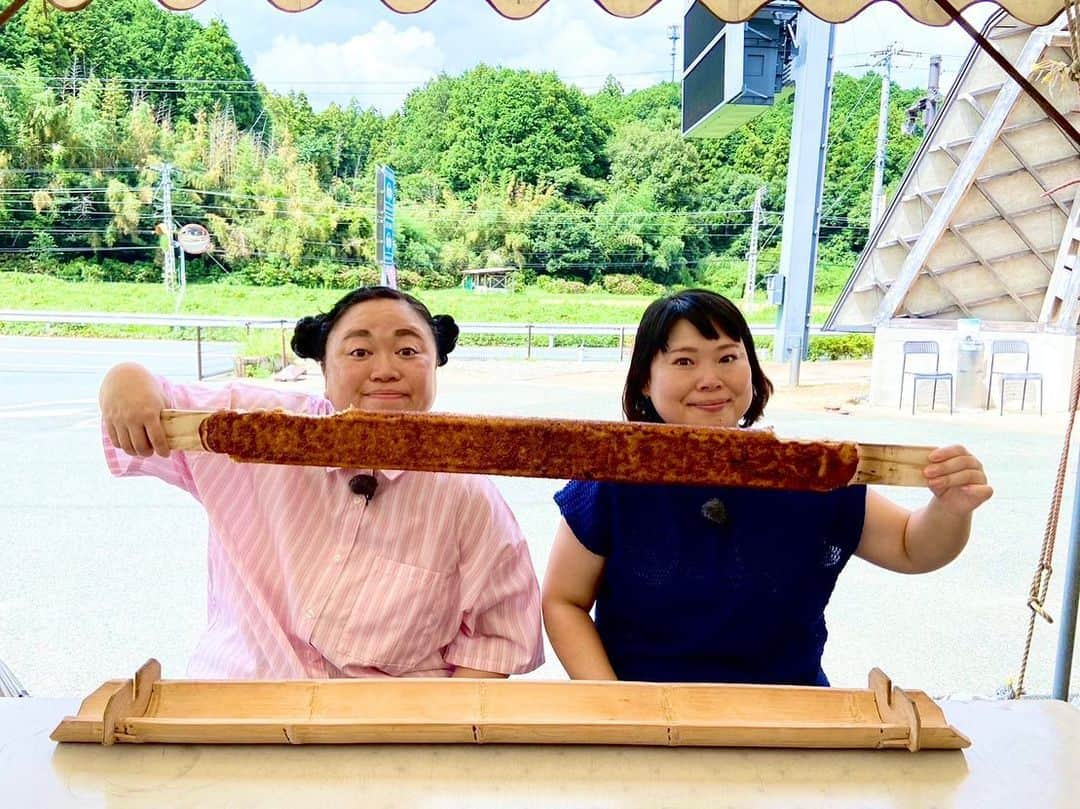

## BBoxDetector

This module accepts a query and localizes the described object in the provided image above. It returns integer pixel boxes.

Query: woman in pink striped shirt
[99,286,543,680]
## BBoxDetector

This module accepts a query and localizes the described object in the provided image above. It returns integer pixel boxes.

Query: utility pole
[925,55,942,128]
[176,238,187,312]
[870,44,923,232]
[745,186,765,309]
[151,162,176,292]
[668,25,681,83]
[869,47,893,234]
[904,54,942,136]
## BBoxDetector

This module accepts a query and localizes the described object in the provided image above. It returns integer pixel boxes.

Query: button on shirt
[104,380,544,680]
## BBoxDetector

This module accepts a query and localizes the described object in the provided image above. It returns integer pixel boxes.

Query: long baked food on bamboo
[198,410,860,492]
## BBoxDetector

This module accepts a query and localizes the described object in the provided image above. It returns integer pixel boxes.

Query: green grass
[0,272,840,326]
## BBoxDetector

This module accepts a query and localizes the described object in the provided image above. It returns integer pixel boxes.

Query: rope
[999,1,1080,698]
[0,0,29,28]
[1015,340,1080,696]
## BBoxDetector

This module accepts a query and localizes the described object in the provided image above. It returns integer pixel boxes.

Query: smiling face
[321,297,438,413]
[642,318,753,428]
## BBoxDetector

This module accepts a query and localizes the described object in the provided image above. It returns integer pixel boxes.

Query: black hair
[622,289,773,427]
[290,286,459,366]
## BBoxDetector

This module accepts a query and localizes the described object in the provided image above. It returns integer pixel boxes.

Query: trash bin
[955,318,986,409]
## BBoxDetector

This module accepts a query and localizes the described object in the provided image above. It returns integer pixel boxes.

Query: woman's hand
[923,444,994,516]
[99,363,171,457]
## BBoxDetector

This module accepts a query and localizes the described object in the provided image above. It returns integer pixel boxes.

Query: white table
[2,698,1078,808]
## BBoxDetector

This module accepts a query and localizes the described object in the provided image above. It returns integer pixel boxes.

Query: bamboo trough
[51,660,969,750]
[71,414,950,751]
[161,409,933,490]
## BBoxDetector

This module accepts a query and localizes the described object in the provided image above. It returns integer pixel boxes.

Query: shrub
[806,334,874,360]
[419,270,459,290]
[396,269,424,290]
[54,260,85,281]
[79,262,106,282]
[105,259,160,283]
[507,270,528,292]
[601,273,664,296]
[699,255,749,297]
[240,261,295,286]
[339,265,381,287]
[752,334,873,361]
[291,260,342,288]
[535,275,589,294]
[28,232,59,274]
[814,263,853,295]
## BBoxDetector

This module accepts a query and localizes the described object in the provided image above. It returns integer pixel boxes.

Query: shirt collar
[324,466,405,482]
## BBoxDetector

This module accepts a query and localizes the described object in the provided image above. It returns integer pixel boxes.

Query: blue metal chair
[899,340,953,414]
[987,340,1043,416]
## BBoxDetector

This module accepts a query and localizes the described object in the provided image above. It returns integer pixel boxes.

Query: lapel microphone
[348,473,378,503]
[701,498,728,529]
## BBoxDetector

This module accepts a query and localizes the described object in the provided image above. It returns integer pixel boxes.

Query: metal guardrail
[0,310,639,335]
[0,310,296,379]
[0,310,294,329]
[0,310,802,335]
[0,310,817,377]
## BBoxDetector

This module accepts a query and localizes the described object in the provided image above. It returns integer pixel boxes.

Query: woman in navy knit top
[542,289,992,686]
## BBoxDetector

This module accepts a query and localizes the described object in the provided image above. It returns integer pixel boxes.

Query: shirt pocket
[334,555,454,675]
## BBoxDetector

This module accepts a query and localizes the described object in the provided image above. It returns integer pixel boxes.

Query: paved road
[1,335,1076,700]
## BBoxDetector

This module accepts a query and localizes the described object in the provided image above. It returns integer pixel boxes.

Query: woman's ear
[642,381,650,398]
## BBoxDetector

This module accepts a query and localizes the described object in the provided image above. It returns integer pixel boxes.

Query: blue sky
[189,0,995,112]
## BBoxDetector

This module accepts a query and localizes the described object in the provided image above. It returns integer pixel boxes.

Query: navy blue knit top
[553,480,867,685]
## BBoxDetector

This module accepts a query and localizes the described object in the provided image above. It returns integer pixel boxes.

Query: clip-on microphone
[348,473,378,503]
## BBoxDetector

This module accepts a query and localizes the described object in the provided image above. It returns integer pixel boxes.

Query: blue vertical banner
[376,165,397,288]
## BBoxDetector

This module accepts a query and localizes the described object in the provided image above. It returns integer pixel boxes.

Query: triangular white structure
[825,12,1078,413]
[827,13,1078,332]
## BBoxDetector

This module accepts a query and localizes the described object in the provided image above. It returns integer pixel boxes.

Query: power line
[8,70,674,88]
[0,167,142,175]
[0,244,153,250]
[0,183,871,224]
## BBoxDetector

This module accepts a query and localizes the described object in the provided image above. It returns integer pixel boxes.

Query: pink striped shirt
[103,379,543,679]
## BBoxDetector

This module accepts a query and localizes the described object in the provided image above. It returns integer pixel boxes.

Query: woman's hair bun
[431,314,459,366]
[290,315,328,361]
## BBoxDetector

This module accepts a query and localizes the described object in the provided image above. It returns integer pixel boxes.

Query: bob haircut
[622,289,773,427]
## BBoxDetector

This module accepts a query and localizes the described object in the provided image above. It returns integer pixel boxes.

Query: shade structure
[23,0,1075,26]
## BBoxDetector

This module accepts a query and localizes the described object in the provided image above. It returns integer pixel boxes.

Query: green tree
[0,0,261,128]
[172,20,260,129]
[391,66,610,195]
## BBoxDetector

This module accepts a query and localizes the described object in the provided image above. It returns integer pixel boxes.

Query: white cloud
[202,0,998,112]
[495,3,683,93]
[251,21,444,112]
[832,3,995,93]
[508,19,625,89]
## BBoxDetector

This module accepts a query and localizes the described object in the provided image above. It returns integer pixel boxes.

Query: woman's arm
[855,444,993,574]
[99,362,171,458]
[440,479,544,677]
[541,518,617,680]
